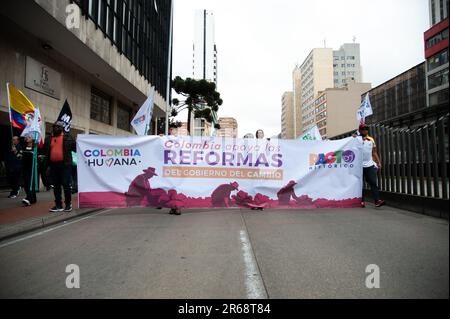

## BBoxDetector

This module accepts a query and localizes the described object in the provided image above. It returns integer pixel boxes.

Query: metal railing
[369,114,449,200]
[332,114,449,200]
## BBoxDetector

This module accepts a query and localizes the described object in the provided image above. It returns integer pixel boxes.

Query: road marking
[0,209,114,249]
[239,229,268,299]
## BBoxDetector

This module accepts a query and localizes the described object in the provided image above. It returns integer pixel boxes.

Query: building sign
[25,56,61,100]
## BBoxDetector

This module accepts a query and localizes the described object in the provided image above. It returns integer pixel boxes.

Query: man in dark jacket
[44,121,76,212]
[5,136,22,198]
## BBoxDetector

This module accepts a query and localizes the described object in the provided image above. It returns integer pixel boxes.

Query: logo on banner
[133,115,146,125]
[309,150,355,169]
[84,148,142,167]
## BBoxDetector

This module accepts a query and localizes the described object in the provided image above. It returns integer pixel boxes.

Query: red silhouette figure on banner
[211,182,239,207]
[277,180,299,205]
[233,190,253,207]
[125,167,158,207]
[166,189,187,209]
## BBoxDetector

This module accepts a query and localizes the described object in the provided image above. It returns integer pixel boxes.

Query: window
[428,68,449,89]
[73,0,171,98]
[428,50,449,71]
[90,87,111,124]
[117,103,132,131]
[429,87,449,106]
[427,28,449,48]
[431,0,436,25]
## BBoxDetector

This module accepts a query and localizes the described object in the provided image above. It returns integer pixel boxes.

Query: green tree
[171,76,223,135]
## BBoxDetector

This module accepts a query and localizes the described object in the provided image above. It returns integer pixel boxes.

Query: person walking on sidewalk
[44,121,76,212]
[353,124,386,208]
[5,136,22,198]
[21,135,37,206]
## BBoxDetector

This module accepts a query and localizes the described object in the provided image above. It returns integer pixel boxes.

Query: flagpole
[6,82,14,142]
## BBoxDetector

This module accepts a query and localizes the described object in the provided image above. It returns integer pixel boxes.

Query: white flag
[356,93,373,123]
[131,87,155,135]
[21,107,42,143]
[299,125,322,141]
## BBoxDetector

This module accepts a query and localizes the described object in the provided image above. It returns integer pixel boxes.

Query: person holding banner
[21,135,37,206]
[44,121,76,212]
[354,124,385,208]
[256,129,265,139]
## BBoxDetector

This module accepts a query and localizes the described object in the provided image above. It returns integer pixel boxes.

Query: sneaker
[169,208,181,215]
[8,194,17,199]
[361,202,366,208]
[64,204,73,212]
[375,200,386,208]
[49,206,64,212]
[22,198,31,206]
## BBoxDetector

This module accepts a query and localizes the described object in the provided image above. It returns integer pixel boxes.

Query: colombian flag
[7,83,35,129]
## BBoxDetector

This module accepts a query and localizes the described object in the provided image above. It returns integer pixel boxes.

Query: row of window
[315,103,327,113]
[75,0,171,97]
[90,87,133,131]
[334,71,356,76]
[334,63,356,68]
[428,50,448,72]
[333,56,356,61]
[428,68,449,90]
[317,120,327,128]
[316,111,327,121]
[426,27,449,49]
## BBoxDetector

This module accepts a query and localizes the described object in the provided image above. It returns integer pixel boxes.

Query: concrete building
[298,48,334,134]
[281,91,294,139]
[290,43,364,137]
[292,67,302,136]
[424,0,448,109]
[0,0,172,188]
[333,43,363,88]
[314,82,371,139]
[191,9,218,136]
[217,117,238,138]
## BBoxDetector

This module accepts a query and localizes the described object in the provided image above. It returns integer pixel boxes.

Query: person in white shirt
[354,124,385,208]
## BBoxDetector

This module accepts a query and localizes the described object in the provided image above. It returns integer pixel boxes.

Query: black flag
[57,100,72,133]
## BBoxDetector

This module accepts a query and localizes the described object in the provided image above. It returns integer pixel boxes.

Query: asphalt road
[0,205,448,299]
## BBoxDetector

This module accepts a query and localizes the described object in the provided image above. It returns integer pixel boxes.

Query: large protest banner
[77,135,363,209]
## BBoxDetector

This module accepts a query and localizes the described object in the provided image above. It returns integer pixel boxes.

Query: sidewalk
[0,189,100,241]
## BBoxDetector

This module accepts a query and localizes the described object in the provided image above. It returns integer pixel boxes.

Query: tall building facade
[0,0,172,188]
[314,82,371,139]
[292,66,302,136]
[217,117,238,138]
[424,0,449,108]
[332,43,363,88]
[290,43,363,137]
[281,91,294,139]
[191,9,218,136]
[298,48,334,134]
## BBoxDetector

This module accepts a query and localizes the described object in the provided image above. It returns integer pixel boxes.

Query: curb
[0,208,103,242]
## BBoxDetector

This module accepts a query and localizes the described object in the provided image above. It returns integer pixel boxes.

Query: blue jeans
[363,166,380,202]
[50,162,72,207]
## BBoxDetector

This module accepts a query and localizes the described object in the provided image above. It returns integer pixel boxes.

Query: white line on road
[0,209,114,249]
[239,229,268,299]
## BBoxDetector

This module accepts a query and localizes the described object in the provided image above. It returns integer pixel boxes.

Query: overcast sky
[172,0,429,138]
